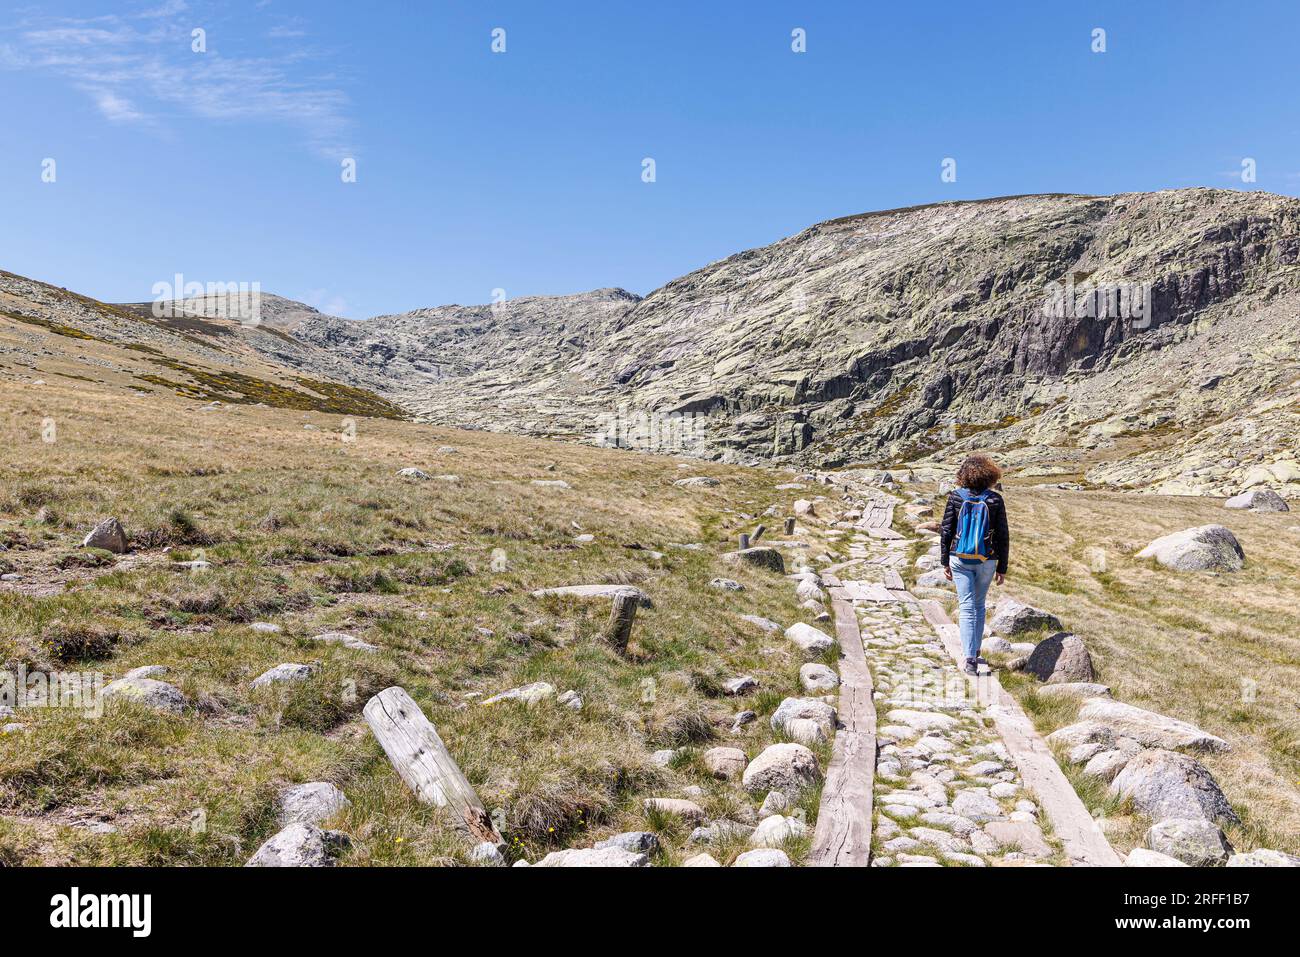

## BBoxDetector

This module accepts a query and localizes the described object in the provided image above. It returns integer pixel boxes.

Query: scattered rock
[784,622,835,659]
[651,749,677,767]
[594,831,660,855]
[710,578,744,591]
[643,798,706,824]
[530,480,571,489]
[915,569,950,588]
[1144,818,1233,867]
[733,848,791,867]
[396,468,431,480]
[250,622,282,634]
[1079,699,1230,753]
[1126,848,1189,867]
[1225,849,1300,867]
[758,791,790,819]
[770,697,837,739]
[1110,749,1241,827]
[739,615,781,633]
[82,517,128,554]
[742,743,821,798]
[749,814,808,847]
[795,579,827,602]
[722,547,786,573]
[246,824,350,867]
[557,689,583,711]
[988,598,1063,636]
[1046,721,1116,750]
[310,632,379,652]
[530,584,652,607]
[799,663,839,693]
[1035,682,1112,700]
[1082,750,1131,781]
[535,847,648,867]
[279,782,351,826]
[1020,632,1095,684]
[1137,524,1245,572]
[102,676,186,714]
[673,476,720,488]
[250,663,315,688]
[793,500,815,517]
[682,852,721,867]
[483,681,556,707]
[723,675,758,696]
[469,842,506,866]
[1224,488,1289,512]
[703,747,748,780]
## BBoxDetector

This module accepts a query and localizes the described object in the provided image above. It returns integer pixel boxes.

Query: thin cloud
[3,2,353,157]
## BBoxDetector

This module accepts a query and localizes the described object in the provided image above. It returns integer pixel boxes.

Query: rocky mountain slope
[3,188,1298,498]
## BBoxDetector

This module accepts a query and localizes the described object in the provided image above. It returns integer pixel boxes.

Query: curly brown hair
[956,453,1002,493]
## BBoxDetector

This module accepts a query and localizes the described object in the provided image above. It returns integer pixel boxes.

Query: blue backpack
[953,489,991,561]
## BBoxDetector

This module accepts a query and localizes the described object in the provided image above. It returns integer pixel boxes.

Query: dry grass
[0,375,839,865]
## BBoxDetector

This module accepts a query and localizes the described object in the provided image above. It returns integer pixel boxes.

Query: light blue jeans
[951,557,996,661]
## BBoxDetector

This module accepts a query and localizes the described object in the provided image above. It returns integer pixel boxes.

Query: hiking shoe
[963,658,978,675]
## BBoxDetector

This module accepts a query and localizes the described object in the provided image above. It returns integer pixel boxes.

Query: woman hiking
[939,454,1010,675]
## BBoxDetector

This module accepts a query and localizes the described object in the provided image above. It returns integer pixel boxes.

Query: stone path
[811,484,1112,867]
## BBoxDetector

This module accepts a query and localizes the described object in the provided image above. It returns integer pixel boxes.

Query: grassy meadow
[0,376,838,866]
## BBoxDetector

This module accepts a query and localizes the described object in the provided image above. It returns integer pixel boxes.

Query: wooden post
[606,590,638,652]
[751,524,766,543]
[784,517,795,535]
[364,686,501,845]
[738,532,750,550]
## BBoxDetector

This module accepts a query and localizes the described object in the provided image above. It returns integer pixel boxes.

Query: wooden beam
[606,591,638,652]
[364,687,502,845]
[810,574,876,867]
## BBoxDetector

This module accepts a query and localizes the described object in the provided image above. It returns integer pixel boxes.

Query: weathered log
[364,687,501,844]
[606,590,638,652]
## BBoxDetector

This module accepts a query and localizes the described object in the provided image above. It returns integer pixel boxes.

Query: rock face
[742,743,821,797]
[1137,525,1245,572]
[988,599,1063,636]
[1078,699,1230,753]
[1019,632,1095,684]
[1143,818,1233,867]
[1110,750,1241,827]
[246,824,350,867]
[1224,488,1289,511]
[82,517,128,553]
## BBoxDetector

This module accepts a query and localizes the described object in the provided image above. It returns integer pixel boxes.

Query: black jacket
[939,488,1010,574]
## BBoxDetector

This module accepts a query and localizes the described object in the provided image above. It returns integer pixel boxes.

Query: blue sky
[1,0,1297,318]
